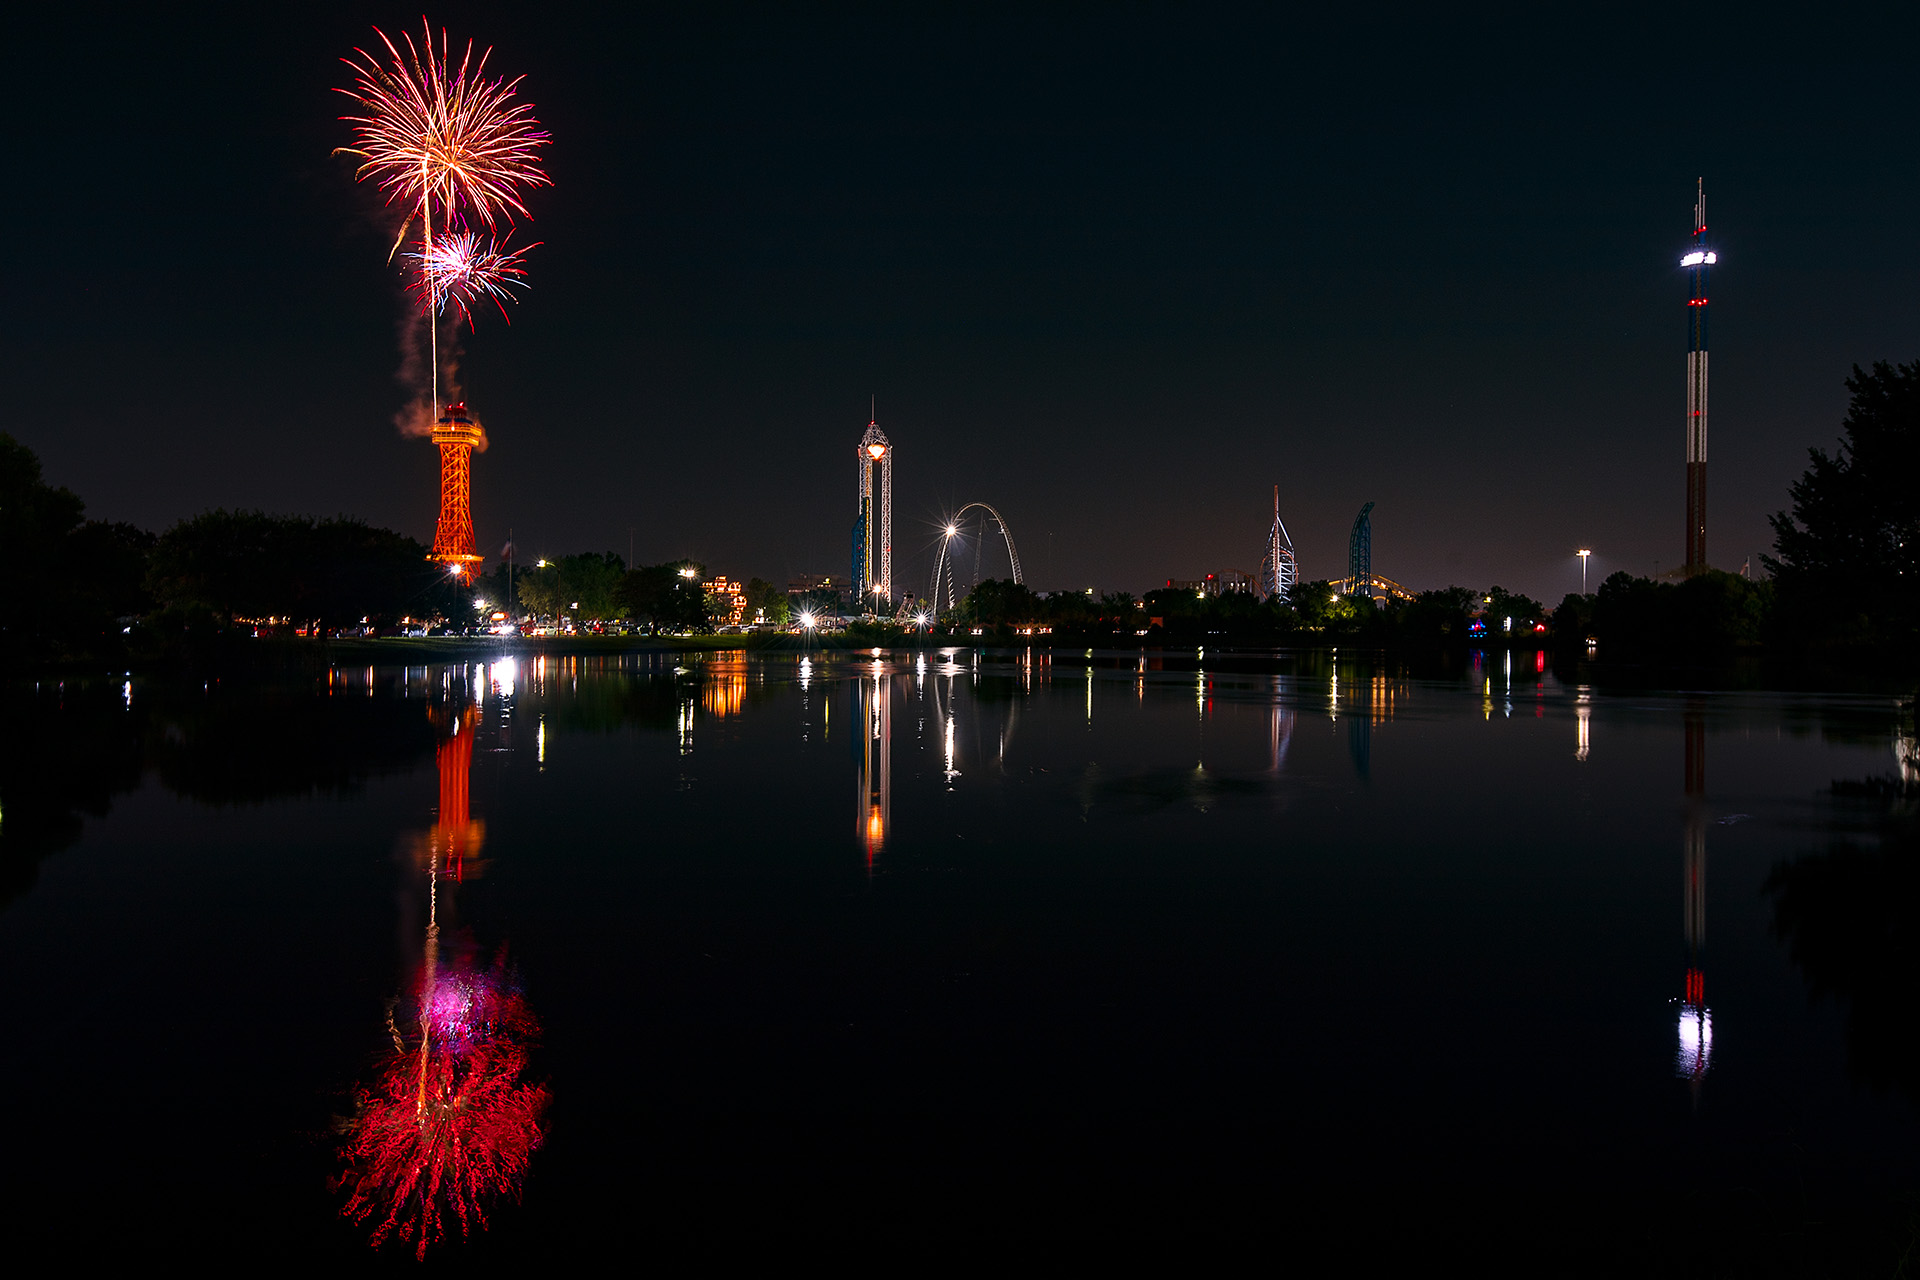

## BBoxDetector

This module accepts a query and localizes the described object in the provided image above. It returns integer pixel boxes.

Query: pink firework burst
[406,231,539,325]
[336,21,552,230]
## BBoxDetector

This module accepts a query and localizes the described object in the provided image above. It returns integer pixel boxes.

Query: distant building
[1163,573,1256,597]
[702,576,747,627]
[788,573,840,595]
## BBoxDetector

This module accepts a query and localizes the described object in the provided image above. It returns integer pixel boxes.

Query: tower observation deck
[429,402,485,585]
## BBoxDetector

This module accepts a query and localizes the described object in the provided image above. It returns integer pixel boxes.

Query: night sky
[7,5,1918,603]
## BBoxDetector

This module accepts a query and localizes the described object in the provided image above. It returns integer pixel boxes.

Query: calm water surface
[3,649,1916,1258]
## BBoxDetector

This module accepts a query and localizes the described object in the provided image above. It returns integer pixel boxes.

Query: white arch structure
[929,502,1023,610]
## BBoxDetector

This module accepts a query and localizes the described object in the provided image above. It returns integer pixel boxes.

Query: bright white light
[800,611,817,629]
[914,613,928,625]
[946,524,957,537]
[1676,1005,1713,1077]
[1681,250,1718,267]
[679,567,697,579]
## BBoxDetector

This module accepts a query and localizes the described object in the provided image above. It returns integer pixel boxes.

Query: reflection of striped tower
[855,673,890,869]
[1682,181,1717,574]
[1677,703,1711,1090]
[430,403,485,585]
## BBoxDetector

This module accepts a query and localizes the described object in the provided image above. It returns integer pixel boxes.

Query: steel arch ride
[1347,501,1374,588]
[930,502,1023,610]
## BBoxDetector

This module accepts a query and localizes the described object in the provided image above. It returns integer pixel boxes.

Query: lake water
[3,648,1916,1260]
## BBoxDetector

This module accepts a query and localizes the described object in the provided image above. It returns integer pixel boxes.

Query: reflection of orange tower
[428,402,485,585]
[427,705,487,878]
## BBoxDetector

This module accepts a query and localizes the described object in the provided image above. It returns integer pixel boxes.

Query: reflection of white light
[537,715,546,765]
[1676,1005,1713,1078]
[799,657,813,690]
[493,656,517,699]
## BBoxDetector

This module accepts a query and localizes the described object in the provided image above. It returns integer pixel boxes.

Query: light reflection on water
[1,648,1917,1257]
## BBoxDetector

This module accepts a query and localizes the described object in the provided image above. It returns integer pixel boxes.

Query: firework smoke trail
[336,20,551,424]
[406,232,540,326]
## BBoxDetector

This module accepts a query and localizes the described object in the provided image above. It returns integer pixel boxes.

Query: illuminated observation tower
[429,402,485,584]
[1682,180,1717,574]
[853,418,892,607]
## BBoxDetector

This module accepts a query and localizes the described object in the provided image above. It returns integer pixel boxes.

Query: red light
[1687,298,1709,306]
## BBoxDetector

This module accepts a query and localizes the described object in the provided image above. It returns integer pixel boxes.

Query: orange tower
[428,402,485,583]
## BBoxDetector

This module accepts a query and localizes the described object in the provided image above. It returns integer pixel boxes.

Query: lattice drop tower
[1682,179,1716,573]
[1258,484,1298,604]
[429,402,485,585]
[854,418,892,604]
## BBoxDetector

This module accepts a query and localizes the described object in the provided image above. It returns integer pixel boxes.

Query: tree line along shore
[5,360,1914,670]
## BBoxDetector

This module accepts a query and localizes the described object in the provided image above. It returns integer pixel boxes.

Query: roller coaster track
[930,502,1023,609]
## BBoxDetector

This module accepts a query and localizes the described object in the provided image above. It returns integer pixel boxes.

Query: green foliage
[515,552,626,621]
[1400,586,1477,645]
[0,434,154,661]
[618,560,707,632]
[1590,568,1772,654]
[743,577,790,626]
[790,587,841,622]
[1552,592,1595,640]
[147,510,432,631]
[1767,359,1920,648]
[962,578,1042,625]
[1485,586,1547,633]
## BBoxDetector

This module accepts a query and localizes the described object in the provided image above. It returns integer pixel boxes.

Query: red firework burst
[337,953,549,1259]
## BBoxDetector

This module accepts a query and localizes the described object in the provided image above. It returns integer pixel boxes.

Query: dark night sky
[6,4,1918,602]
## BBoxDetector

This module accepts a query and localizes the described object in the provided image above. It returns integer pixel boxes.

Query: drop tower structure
[1258,485,1298,604]
[429,402,485,584]
[853,418,893,607]
[1683,180,1717,574]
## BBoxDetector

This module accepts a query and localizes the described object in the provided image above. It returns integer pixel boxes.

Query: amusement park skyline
[7,5,1920,603]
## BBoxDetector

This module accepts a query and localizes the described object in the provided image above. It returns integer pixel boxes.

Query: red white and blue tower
[1682,179,1717,573]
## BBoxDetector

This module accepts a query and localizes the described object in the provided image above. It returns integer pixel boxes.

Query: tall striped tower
[1682,180,1717,574]
[855,418,892,606]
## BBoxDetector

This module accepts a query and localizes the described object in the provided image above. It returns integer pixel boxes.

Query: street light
[679,567,698,579]
[1577,548,1592,594]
